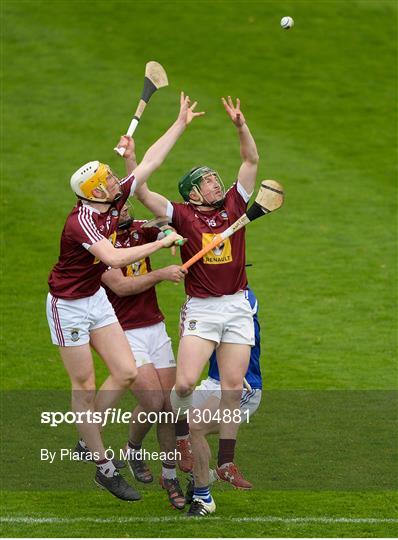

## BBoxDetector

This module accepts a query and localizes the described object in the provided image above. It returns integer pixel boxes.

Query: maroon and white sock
[96,459,116,478]
[162,460,176,480]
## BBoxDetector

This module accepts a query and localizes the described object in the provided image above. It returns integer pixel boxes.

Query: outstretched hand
[222,96,246,127]
[115,135,136,160]
[178,91,205,126]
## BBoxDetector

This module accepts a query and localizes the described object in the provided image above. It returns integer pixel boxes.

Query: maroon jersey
[104,221,164,330]
[170,182,249,298]
[48,173,136,299]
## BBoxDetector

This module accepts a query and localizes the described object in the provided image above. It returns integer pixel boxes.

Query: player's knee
[115,366,137,388]
[220,387,242,403]
[71,373,96,393]
[175,381,194,397]
[221,377,245,391]
[142,392,164,413]
[170,385,193,416]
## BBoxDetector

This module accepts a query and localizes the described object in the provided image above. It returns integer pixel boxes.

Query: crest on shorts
[132,232,139,241]
[188,320,197,331]
[219,210,228,220]
[111,209,119,218]
[71,328,80,342]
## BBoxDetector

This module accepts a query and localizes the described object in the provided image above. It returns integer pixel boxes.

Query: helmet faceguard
[70,161,121,203]
[178,166,225,208]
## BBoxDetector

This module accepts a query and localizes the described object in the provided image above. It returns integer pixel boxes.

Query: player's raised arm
[101,264,187,297]
[116,92,204,186]
[115,135,169,217]
[222,96,259,196]
[134,182,170,218]
[88,231,183,269]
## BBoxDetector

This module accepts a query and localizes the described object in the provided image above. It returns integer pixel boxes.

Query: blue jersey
[207,288,262,389]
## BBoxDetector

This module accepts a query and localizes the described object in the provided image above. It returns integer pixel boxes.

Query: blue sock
[194,485,212,504]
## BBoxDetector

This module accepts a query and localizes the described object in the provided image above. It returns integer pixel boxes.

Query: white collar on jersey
[81,200,100,214]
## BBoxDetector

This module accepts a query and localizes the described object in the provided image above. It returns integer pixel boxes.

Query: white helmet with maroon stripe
[70,161,117,202]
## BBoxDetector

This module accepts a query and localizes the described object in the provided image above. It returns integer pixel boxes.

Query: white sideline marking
[1,516,397,525]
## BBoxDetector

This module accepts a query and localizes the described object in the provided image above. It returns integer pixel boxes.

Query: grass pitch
[1,0,397,537]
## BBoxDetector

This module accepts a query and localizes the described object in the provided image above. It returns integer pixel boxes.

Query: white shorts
[192,377,262,420]
[46,287,118,347]
[124,321,176,369]
[180,291,255,346]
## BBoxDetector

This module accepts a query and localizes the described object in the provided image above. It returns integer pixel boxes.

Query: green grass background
[1,0,397,537]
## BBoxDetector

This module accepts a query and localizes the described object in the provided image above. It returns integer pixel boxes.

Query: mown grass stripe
[1,516,397,525]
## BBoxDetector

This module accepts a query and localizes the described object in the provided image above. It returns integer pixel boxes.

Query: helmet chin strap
[76,195,112,205]
[188,186,205,206]
[118,217,133,230]
[208,197,225,208]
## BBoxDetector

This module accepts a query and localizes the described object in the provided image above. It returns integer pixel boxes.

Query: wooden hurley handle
[133,99,147,120]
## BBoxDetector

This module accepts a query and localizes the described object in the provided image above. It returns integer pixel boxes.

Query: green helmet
[178,166,225,208]
[178,166,214,201]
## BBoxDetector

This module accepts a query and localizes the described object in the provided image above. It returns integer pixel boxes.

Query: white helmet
[70,161,116,202]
